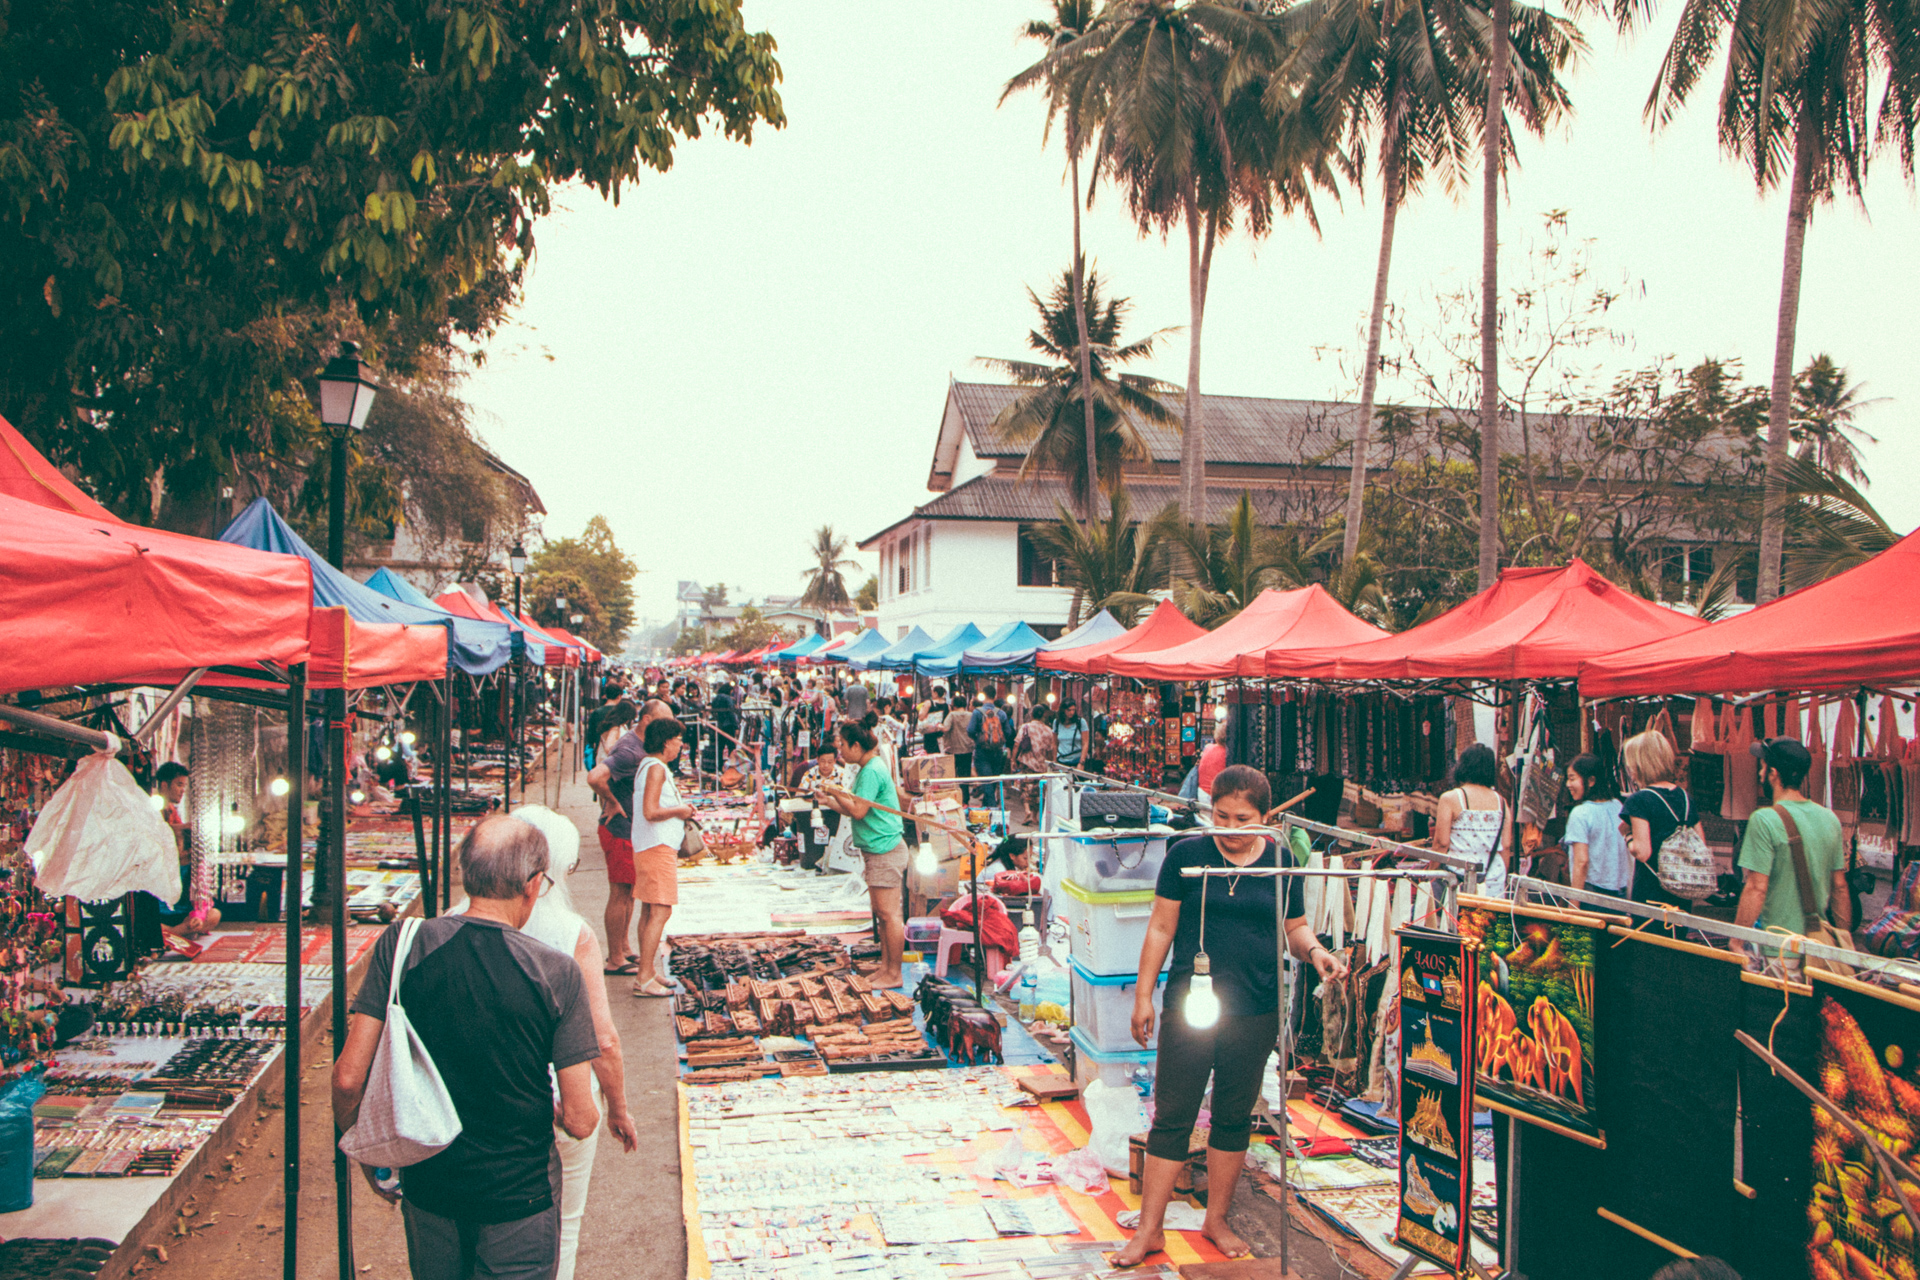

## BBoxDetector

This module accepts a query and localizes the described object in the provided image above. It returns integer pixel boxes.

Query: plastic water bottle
[1018,909,1040,964]
[1018,971,1038,1022]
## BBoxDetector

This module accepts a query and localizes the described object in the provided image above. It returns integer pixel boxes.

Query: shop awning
[223,501,510,677]
[502,610,583,667]
[548,628,603,662]
[1039,600,1205,675]
[431,589,544,666]
[0,494,314,696]
[864,626,937,671]
[805,633,859,663]
[1280,559,1702,683]
[1580,533,1920,697]
[1109,587,1386,681]
[944,621,1053,675]
[1044,610,1129,654]
[902,623,986,675]
[307,607,449,689]
[821,629,888,665]
[767,634,828,662]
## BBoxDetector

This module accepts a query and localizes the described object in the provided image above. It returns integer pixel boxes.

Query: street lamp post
[315,340,377,1280]
[508,541,527,805]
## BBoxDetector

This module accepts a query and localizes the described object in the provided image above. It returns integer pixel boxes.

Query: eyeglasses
[531,871,555,897]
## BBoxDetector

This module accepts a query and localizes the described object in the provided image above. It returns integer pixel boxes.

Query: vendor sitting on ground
[151,762,221,939]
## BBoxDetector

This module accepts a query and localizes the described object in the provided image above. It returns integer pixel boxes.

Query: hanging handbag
[681,819,708,859]
[1771,805,1857,976]
[337,917,463,1168]
[1651,790,1716,900]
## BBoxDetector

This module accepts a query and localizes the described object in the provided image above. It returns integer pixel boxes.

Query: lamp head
[316,341,380,433]
[509,542,528,576]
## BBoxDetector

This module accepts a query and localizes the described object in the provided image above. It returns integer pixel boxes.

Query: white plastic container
[1056,827,1172,894]
[1056,878,1169,977]
[1070,958,1166,1052]
[1069,1025,1156,1095]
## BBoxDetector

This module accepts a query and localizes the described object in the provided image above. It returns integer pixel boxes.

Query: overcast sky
[459,0,1919,638]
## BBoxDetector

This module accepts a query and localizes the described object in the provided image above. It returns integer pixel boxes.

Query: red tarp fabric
[1580,533,1920,697]
[0,414,117,521]
[1040,599,1208,675]
[1272,559,1703,682]
[307,608,448,690]
[1108,587,1389,681]
[0,494,313,694]
[436,589,577,665]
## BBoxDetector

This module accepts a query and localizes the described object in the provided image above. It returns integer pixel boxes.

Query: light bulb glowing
[149,792,167,811]
[915,842,938,876]
[350,789,367,805]
[1184,955,1221,1028]
[375,745,393,762]
[222,806,247,835]
[1046,692,1057,705]
[399,731,416,746]
[269,776,290,797]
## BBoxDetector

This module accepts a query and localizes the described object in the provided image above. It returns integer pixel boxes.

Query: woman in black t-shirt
[1620,729,1702,905]
[1111,766,1347,1268]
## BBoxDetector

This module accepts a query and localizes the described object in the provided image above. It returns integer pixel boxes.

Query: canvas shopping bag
[338,917,462,1168]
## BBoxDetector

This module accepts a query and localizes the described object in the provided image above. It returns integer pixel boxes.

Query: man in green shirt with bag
[1733,737,1851,958]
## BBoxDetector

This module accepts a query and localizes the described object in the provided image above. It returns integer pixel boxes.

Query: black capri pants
[1145,979,1281,1161]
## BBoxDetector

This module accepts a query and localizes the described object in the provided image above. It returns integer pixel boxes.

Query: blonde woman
[1620,729,1702,905]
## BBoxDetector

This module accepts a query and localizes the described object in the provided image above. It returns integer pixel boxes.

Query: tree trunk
[1757,119,1815,603]
[1342,132,1403,565]
[1181,185,1210,526]
[1477,0,1510,593]
[1070,148,1100,523]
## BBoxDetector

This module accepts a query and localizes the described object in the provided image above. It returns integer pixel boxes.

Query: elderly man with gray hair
[334,814,600,1280]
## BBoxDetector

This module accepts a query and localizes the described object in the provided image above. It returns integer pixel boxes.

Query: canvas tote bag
[338,917,462,1167]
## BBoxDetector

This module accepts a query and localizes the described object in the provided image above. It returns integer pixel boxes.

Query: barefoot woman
[1112,766,1347,1267]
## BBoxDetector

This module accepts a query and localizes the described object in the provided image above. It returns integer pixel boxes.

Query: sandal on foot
[603,960,640,975]
[631,981,674,998]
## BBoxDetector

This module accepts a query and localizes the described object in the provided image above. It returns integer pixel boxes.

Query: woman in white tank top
[1435,744,1510,898]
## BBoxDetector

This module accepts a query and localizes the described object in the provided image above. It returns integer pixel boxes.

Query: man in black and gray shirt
[335,815,600,1280]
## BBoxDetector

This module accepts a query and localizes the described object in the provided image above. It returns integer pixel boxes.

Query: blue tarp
[863,626,937,671]
[901,623,986,675]
[364,567,442,611]
[768,633,828,661]
[820,628,887,664]
[950,621,1053,673]
[221,500,512,676]
[1044,610,1127,651]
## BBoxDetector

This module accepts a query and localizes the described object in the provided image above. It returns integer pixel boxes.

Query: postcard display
[1394,926,1476,1272]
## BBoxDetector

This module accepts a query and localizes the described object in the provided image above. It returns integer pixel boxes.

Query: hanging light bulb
[375,745,393,762]
[915,840,938,876]
[269,776,291,798]
[350,788,367,805]
[399,731,416,746]
[1184,953,1221,1028]
[1045,692,1058,705]
[222,803,247,835]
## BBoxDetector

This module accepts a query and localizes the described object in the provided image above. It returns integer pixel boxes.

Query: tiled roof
[860,475,1314,546]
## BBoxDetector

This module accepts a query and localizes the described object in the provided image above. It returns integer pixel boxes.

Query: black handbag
[1080,788,1150,829]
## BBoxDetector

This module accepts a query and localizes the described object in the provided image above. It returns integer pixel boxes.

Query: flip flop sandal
[631,982,674,998]
[603,960,640,975]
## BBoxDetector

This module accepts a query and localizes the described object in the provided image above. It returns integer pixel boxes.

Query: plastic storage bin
[1056,878,1169,977]
[1070,958,1165,1052]
[1056,827,1172,894]
[1069,1025,1156,1095]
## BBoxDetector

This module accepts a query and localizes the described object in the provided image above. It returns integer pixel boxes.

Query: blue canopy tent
[862,626,937,671]
[768,633,829,662]
[222,500,512,675]
[365,566,443,612]
[902,623,986,676]
[503,609,583,666]
[820,628,887,665]
[951,621,1052,674]
[1044,610,1127,652]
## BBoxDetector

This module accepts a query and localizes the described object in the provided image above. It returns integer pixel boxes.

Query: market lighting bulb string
[1186,872,1220,1029]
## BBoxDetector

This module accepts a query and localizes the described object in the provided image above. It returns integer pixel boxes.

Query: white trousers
[554,1122,599,1280]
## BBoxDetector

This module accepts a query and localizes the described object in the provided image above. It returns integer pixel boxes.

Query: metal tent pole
[282,664,306,1280]
[327,684,353,1279]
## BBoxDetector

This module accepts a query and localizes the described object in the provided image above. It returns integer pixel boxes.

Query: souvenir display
[1394,925,1476,1272]
[1808,992,1920,1280]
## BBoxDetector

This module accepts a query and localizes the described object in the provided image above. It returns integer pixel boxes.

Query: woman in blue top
[817,721,908,989]
[1112,766,1347,1267]
[1563,753,1632,895]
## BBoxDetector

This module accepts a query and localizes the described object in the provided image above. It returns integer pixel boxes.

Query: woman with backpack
[1434,744,1510,898]
[1621,729,1706,905]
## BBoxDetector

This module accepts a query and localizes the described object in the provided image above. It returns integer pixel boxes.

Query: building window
[898,533,912,595]
[1017,524,1065,587]
[923,526,932,589]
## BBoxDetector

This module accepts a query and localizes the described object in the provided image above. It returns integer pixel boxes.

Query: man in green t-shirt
[1734,737,1851,950]
[817,721,907,988]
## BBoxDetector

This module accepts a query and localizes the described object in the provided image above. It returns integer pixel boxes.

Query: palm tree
[1466,0,1583,589]
[979,268,1182,513]
[1792,354,1878,482]
[1151,492,1308,627]
[1005,1,1106,520]
[1779,453,1897,590]
[1627,0,1919,601]
[798,525,858,613]
[1069,1,1338,525]
[1030,490,1168,626]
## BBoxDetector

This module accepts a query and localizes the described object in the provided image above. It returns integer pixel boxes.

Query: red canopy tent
[1580,533,1920,697]
[1272,559,1703,682]
[435,589,578,666]
[1107,587,1389,681]
[1040,599,1207,675]
[547,628,602,662]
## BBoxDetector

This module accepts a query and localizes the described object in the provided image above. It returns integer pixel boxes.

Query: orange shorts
[634,844,678,906]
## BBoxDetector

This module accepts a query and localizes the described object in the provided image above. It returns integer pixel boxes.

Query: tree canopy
[531,516,638,651]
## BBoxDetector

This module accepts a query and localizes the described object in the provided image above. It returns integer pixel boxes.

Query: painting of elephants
[1459,906,1601,1144]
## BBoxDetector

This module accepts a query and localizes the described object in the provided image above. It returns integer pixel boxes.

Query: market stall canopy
[307,607,447,689]
[502,610,583,667]
[1279,559,1702,683]
[903,623,987,675]
[862,626,937,671]
[947,621,1052,674]
[0,413,116,520]
[806,632,858,663]
[768,633,828,662]
[364,567,442,610]
[1044,610,1128,653]
[1580,534,1920,696]
[222,500,511,677]
[432,588,547,667]
[549,628,603,661]
[1109,587,1386,681]
[821,629,888,665]
[1039,599,1205,675]
[0,494,313,696]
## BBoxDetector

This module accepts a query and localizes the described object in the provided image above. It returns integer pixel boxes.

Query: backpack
[1649,789,1715,900]
[979,706,1005,749]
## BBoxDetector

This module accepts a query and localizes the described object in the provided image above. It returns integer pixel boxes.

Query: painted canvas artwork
[1395,926,1475,1271]
[1460,907,1600,1143]
[1810,993,1920,1280]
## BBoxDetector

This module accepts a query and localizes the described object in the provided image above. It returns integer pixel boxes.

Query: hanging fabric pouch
[338,918,463,1168]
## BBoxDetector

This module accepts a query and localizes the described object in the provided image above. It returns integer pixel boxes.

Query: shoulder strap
[388,916,421,1008]
[1651,787,1682,824]
[1770,804,1827,930]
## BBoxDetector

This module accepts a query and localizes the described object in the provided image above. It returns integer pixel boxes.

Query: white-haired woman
[453,805,637,1280]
